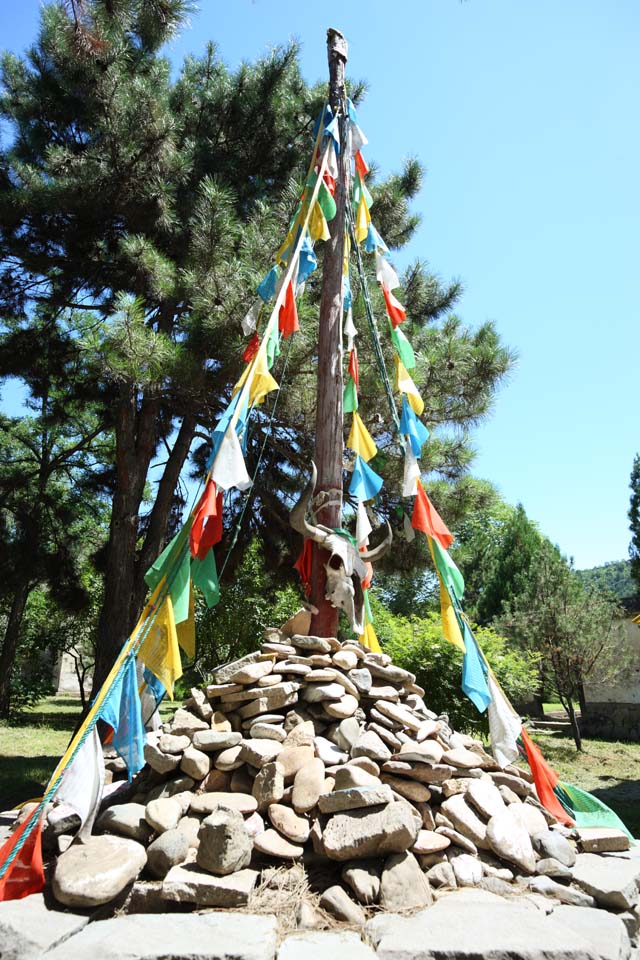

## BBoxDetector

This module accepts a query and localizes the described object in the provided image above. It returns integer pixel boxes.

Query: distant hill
[576,559,636,601]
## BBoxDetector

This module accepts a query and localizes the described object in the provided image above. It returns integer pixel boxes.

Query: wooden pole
[309,29,349,638]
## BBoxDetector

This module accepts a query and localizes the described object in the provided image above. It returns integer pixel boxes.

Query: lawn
[1,696,639,839]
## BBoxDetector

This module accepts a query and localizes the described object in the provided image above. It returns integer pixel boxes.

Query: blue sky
[1,0,638,569]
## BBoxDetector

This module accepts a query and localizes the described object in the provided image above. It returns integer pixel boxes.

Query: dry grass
[248,864,326,940]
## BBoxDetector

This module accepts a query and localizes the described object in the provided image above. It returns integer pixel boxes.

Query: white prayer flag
[211,425,252,492]
[376,252,400,291]
[56,726,104,843]
[356,501,373,546]
[402,445,421,497]
[487,672,522,768]
[241,300,261,337]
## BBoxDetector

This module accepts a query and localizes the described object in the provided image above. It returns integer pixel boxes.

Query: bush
[370,593,537,733]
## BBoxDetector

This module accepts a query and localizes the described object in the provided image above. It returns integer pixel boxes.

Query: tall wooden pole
[309,29,349,638]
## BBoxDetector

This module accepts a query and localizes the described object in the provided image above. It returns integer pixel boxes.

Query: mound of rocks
[41,616,633,924]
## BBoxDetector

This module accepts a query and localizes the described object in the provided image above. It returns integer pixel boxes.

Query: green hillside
[576,559,636,601]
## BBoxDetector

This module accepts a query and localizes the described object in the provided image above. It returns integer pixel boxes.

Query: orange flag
[411,481,453,549]
[0,808,45,901]
[278,280,299,339]
[355,151,369,179]
[190,480,223,560]
[382,283,406,327]
[348,348,359,389]
[520,728,574,826]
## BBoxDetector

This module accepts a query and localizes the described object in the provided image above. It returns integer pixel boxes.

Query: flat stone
[367,684,401,702]
[146,828,189,879]
[533,830,576,867]
[380,851,432,911]
[258,673,283,687]
[572,852,640,909]
[203,768,232,792]
[176,815,201,847]
[253,761,285,811]
[220,681,300,704]
[375,700,422,732]
[52,834,147,907]
[324,694,359,719]
[489,771,534,798]
[333,650,359,670]
[442,746,486,769]
[292,758,326,813]
[158,733,190,754]
[411,830,450,855]
[292,634,333,652]
[268,803,310,843]
[0,892,88,954]
[280,609,312,637]
[215,744,245,770]
[190,792,257,816]
[279,931,377,960]
[319,885,366,925]
[536,857,574,880]
[192,730,242,752]
[145,797,182,834]
[284,720,316,747]
[206,682,244,698]
[277,661,312,676]
[313,736,348,766]
[254,828,304,859]
[97,802,152,843]
[278,745,315,781]
[211,711,232,732]
[450,852,483,886]
[196,808,252,875]
[527,875,596,906]
[436,825,478,855]
[238,688,299,718]
[162,862,259,907]
[440,795,489,849]
[508,802,548,837]
[369,722,403,751]
[348,757,381,776]
[262,641,296,657]
[146,776,195,803]
[45,912,277,960]
[349,668,373,694]
[250,723,286,741]
[384,776,431,803]
[318,785,394,813]
[144,741,181,775]
[342,859,382,904]
[486,807,536,873]
[323,799,420,861]
[240,738,283,768]
[415,719,439,741]
[170,707,209,736]
[227,660,274,684]
[180,744,211,780]
[552,905,630,960]
[385,761,455,784]
[426,861,457,889]
[213,651,263,684]
[399,740,444,764]
[465,778,506,821]
[334,765,381,790]
[577,827,631,854]
[302,682,344,703]
[353,730,392,763]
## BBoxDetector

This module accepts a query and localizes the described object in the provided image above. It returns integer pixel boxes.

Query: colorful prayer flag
[395,358,424,416]
[347,412,377,462]
[376,253,399,290]
[144,525,191,625]
[100,657,146,779]
[191,549,220,609]
[190,480,222,560]
[55,726,104,841]
[0,808,44,901]
[411,482,453,548]
[278,280,299,339]
[349,454,383,501]
[399,396,429,456]
[382,283,406,327]
[355,194,371,244]
[486,672,522,768]
[461,621,491,713]
[257,265,279,302]
[138,595,183,699]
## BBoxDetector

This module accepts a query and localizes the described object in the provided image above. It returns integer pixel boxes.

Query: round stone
[215,745,245,771]
[146,828,189,879]
[411,830,451,855]
[180,745,211,780]
[254,828,304,859]
[347,757,380,776]
[190,792,258,816]
[382,776,431,803]
[332,650,358,671]
[292,758,326,813]
[268,803,310,843]
[324,695,359,719]
[442,747,484,769]
[52,835,147,907]
[158,734,190,754]
[278,745,315,781]
[145,797,182,834]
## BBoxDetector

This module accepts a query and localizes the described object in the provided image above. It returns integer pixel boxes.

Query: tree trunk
[567,700,582,751]
[309,29,348,639]
[577,680,587,716]
[0,578,32,717]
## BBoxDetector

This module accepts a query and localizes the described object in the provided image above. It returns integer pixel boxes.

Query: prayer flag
[364,224,389,255]
[293,539,313,596]
[399,396,429,457]
[402,445,421,497]
[0,808,44,901]
[241,300,261,336]
[356,501,372,546]
[403,512,416,542]
[344,307,357,351]
[382,283,406,327]
[190,480,222,560]
[191,549,220,609]
[318,180,337,221]
[391,325,415,370]
[279,280,299,339]
[520,728,574,825]
[487,672,522,768]
[242,333,260,364]
[349,454,383,501]
[247,350,279,407]
[348,348,359,389]
[376,253,400,291]
[138,595,183,699]
[347,412,377,462]
[309,202,330,242]
[176,584,196,658]
[395,357,424,416]
[355,150,369,179]
[412,482,453,548]
[343,376,358,414]
[461,621,491,712]
[355,194,371,244]
[257,265,279,302]
[144,525,191,625]
[360,621,381,653]
[430,537,464,604]
[55,726,104,841]
[210,423,252,492]
[100,657,146,779]
[350,122,368,155]
[298,234,317,282]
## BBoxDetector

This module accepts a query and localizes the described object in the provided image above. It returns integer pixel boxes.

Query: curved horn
[360,520,393,563]
[289,462,327,544]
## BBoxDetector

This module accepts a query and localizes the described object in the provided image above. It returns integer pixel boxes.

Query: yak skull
[290,462,392,633]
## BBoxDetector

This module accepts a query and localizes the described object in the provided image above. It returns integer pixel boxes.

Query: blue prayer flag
[298,234,317,283]
[257,265,279,302]
[461,621,492,713]
[100,657,146,779]
[400,396,429,457]
[364,224,389,255]
[349,455,383,502]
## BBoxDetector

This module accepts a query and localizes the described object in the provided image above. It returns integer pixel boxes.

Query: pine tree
[629,454,640,593]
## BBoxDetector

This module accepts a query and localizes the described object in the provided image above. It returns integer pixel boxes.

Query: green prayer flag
[266,324,281,369]
[144,523,191,624]
[191,550,220,609]
[363,588,373,623]
[343,377,358,413]
[391,324,416,370]
[352,173,373,210]
[318,181,337,222]
[432,538,465,604]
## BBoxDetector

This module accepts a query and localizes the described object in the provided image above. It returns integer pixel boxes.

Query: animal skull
[290,462,392,633]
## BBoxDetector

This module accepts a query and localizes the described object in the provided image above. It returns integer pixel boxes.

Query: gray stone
[192,730,242,752]
[323,800,420,861]
[426,861,457,888]
[214,744,244,770]
[280,931,377,960]
[45,912,278,960]
[435,826,478,856]
[411,830,450,855]
[509,802,549,838]
[227,659,275,684]
[478,876,517,897]
[319,885,366,925]
[532,830,577,868]
[240,738,283,768]
[314,735,349,765]
[254,828,304,859]
[158,733,190,754]
[146,776,194,803]
[250,723,286,741]
[366,901,597,960]
[577,827,631,854]
[342,859,382,904]
[253,761,285,810]
[440,794,489,849]
[196,808,253,875]
[352,730,392,763]
[213,651,263,684]
[450,853,483,887]
[349,668,373,694]
[536,857,573,880]
[334,765,381,790]
[162,863,259,907]
[176,815,201,848]
[465,778,506,821]
[380,851,432,911]
[170,707,209,736]
[486,808,536,873]
[302,682,344,703]
[292,758,325,813]
[52,834,147,907]
[318,784,393,813]
[375,700,422,732]
[97,802,152,843]
[0,892,88,955]
[146,828,189,879]
[553,905,630,960]
[333,650,359,671]
[145,797,182,834]
[143,741,181,775]
[527,875,596,906]
[398,740,444,764]
[572,852,640,909]
[292,634,333,652]
[190,791,257,816]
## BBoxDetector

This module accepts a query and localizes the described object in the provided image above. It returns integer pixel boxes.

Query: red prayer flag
[520,728,574,826]
[382,283,406,327]
[190,481,223,560]
[323,169,336,196]
[242,333,260,364]
[0,809,44,901]
[348,348,359,390]
[411,482,454,549]
[355,151,369,179]
[293,539,313,596]
[278,280,299,339]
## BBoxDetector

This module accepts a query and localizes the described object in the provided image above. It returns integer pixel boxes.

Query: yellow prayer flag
[343,234,351,277]
[248,349,279,406]
[395,356,424,416]
[138,594,183,699]
[359,621,382,653]
[347,411,377,462]
[355,195,371,243]
[176,584,195,659]
[439,580,466,652]
[309,202,330,242]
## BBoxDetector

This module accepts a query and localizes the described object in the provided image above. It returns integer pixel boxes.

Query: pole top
[327,28,348,64]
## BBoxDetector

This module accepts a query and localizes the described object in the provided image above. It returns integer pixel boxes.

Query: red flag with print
[411,481,453,549]
[0,808,44,901]
[382,283,406,327]
[355,151,369,179]
[190,481,223,560]
[278,281,299,339]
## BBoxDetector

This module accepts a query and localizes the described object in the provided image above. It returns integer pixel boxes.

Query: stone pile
[39,615,633,924]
